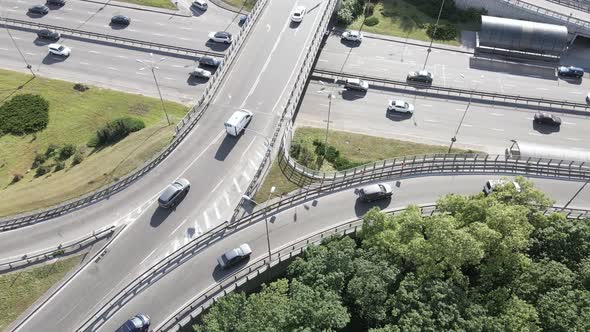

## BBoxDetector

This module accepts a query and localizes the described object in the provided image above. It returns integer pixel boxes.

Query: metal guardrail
[230,0,338,221]
[545,0,590,13]
[0,0,266,231]
[0,16,224,58]
[505,0,590,33]
[312,68,590,111]
[155,203,590,331]
[0,226,116,273]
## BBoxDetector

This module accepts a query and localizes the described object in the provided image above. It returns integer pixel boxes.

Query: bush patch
[0,94,49,135]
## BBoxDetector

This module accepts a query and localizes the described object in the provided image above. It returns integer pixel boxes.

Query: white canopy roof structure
[507,140,590,163]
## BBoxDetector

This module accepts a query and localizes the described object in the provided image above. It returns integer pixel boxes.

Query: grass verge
[0,255,83,330]
[253,127,473,202]
[117,0,177,10]
[220,0,257,11]
[0,69,188,217]
[348,1,480,46]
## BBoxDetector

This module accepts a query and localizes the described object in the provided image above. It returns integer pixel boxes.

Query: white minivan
[483,179,521,196]
[224,109,253,136]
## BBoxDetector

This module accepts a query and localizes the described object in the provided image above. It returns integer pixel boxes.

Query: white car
[208,31,232,44]
[191,0,207,11]
[48,43,70,57]
[341,30,363,42]
[189,67,211,79]
[387,100,414,114]
[291,6,306,23]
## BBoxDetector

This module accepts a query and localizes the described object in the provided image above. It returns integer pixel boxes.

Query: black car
[46,0,66,5]
[533,112,561,127]
[37,29,61,40]
[557,66,584,78]
[115,314,150,332]
[357,183,393,202]
[407,70,434,83]
[28,5,49,15]
[111,15,131,26]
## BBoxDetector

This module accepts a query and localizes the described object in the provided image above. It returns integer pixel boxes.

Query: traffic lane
[3,0,240,50]
[319,35,590,103]
[213,0,327,113]
[0,29,203,102]
[95,174,590,332]
[297,82,590,153]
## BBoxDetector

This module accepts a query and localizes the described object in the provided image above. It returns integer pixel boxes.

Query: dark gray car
[199,56,223,67]
[28,5,49,15]
[158,178,190,208]
[46,0,66,5]
[37,29,61,40]
[357,183,393,202]
[111,15,131,26]
[115,314,150,332]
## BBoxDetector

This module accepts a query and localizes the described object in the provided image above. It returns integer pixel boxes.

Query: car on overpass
[291,6,306,23]
[199,56,223,67]
[357,183,393,202]
[37,29,60,41]
[387,100,414,114]
[217,244,252,269]
[209,31,233,44]
[341,30,363,43]
[192,0,208,11]
[48,43,71,57]
[115,314,150,332]
[407,70,433,84]
[533,112,561,127]
[158,178,190,208]
[557,66,584,79]
[28,5,49,15]
[190,67,212,79]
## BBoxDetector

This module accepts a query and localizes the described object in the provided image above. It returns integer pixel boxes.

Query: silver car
[217,244,252,269]
[357,183,393,202]
[387,100,414,114]
[341,30,363,42]
[158,178,190,208]
[189,67,212,79]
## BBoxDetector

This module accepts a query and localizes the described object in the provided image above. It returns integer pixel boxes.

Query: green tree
[537,287,590,332]
[530,214,590,267]
[514,259,577,303]
[193,292,248,332]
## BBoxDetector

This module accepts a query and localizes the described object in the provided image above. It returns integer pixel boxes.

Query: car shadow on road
[109,23,128,30]
[42,54,67,64]
[26,12,46,18]
[354,198,392,217]
[205,41,230,52]
[187,75,208,86]
[215,135,239,161]
[558,77,583,85]
[190,8,205,17]
[386,111,413,122]
[340,39,361,48]
[33,38,52,46]
[289,21,301,29]
[341,89,367,101]
[532,122,561,134]
[150,207,174,227]
[47,4,64,10]
[212,258,250,282]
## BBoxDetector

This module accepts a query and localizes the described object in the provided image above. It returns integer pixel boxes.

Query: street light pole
[423,0,446,70]
[264,186,276,264]
[448,74,482,153]
[562,179,590,210]
[137,56,171,126]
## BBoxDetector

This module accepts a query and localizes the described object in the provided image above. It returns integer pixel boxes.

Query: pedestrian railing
[0,226,115,273]
[0,16,223,58]
[0,0,269,231]
[154,203,590,331]
[505,0,590,33]
[545,0,590,13]
[312,68,590,111]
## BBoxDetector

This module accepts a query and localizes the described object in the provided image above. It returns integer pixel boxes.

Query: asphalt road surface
[93,174,590,331]
[6,0,331,331]
[2,0,242,50]
[297,81,590,153]
[0,28,205,103]
[317,32,590,104]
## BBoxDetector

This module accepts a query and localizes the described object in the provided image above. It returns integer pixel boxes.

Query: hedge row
[0,94,49,135]
[88,117,145,147]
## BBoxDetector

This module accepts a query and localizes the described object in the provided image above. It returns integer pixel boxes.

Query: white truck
[224,109,253,136]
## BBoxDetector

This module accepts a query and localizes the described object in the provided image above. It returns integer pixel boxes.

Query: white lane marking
[79,62,89,65]
[567,137,580,141]
[241,171,251,181]
[12,36,21,40]
[153,33,165,37]
[223,192,230,206]
[211,178,224,193]
[528,132,542,136]
[156,22,165,26]
[318,59,328,62]
[503,84,516,88]
[490,113,504,116]
[375,56,384,60]
[180,27,192,31]
[164,77,174,80]
[117,55,128,59]
[172,64,184,68]
[424,119,438,123]
[107,66,117,70]
[25,52,36,56]
[53,16,63,20]
[178,37,191,41]
[135,72,148,76]
[241,138,257,158]
[491,128,504,132]
[562,121,576,125]
[570,91,583,95]
[232,178,241,192]
[462,124,473,127]
[0,47,9,51]
[202,211,210,229]
[248,159,257,169]
[536,87,549,91]
[319,103,329,107]
[178,130,225,176]
[88,50,101,54]
[214,204,221,219]
[422,104,432,107]
[170,218,187,236]
[139,248,158,265]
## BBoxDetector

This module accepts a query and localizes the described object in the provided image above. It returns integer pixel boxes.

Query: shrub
[32,152,47,168]
[364,2,375,16]
[426,23,458,40]
[45,143,60,157]
[54,160,65,171]
[91,117,145,147]
[299,146,316,168]
[333,156,363,171]
[337,5,354,25]
[73,83,89,92]
[11,173,23,184]
[72,151,84,166]
[325,146,340,163]
[0,94,49,135]
[59,144,77,160]
[364,16,379,26]
[35,165,51,177]
[290,142,302,159]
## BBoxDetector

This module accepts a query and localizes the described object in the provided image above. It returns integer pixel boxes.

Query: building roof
[479,16,568,55]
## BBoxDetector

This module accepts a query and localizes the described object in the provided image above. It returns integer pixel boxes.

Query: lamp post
[242,185,275,264]
[137,55,171,126]
[562,179,590,210]
[448,74,483,153]
[423,0,446,70]
[318,81,341,164]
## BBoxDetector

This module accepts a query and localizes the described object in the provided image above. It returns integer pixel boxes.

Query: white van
[224,109,253,136]
[483,179,521,196]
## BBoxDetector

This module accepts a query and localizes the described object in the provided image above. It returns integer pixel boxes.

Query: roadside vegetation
[0,69,188,217]
[118,0,177,10]
[253,127,473,202]
[0,255,83,330]
[192,178,590,331]
[221,0,257,11]
[341,0,486,45]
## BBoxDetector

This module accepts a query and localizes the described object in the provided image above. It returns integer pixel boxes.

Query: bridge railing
[154,203,590,331]
[0,0,269,231]
[504,0,590,32]
[545,0,590,13]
